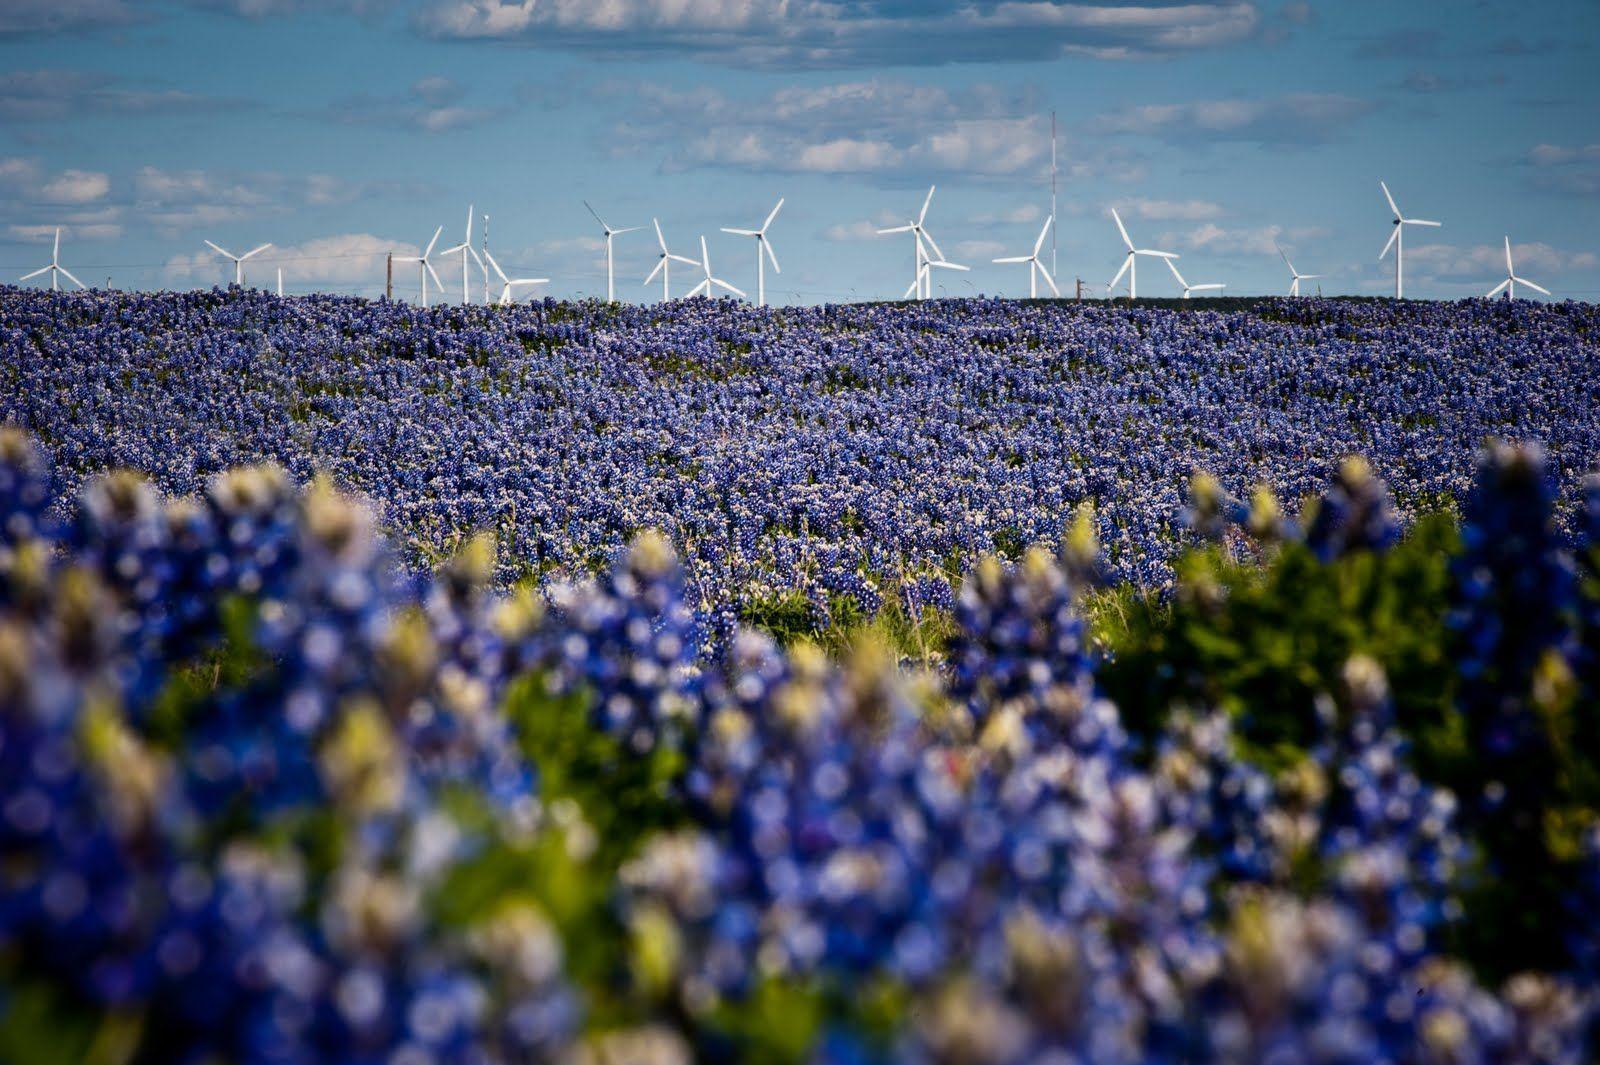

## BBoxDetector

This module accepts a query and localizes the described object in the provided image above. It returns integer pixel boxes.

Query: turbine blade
[645,258,665,284]
[1111,208,1133,251]
[1139,250,1179,260]
[919,228,946,263]
[763,239,780,274]
[584,200,606,229]
[722,228,759,236]
[1164,257,1186,287]
[20,266,50,281]
[1109,255,1132,290]
[904,276,920,300]
[1486,279,1510,298]
[614,226,641,235]
[484,250,508,283]
[59,267,86,290]
[1033,214,1053,256]
[932,261,970,272]
[654,218,667,252]
[53,228,60,259]
[878,225,913,234]
[242,244,272,260]
[715,279,747,298]
[1407,219,1441,227]
[1519,278,1551,296]
[670,254,699,267]
[700,235,710,272]
[426,261,443,291]
[1380,181,1400,218]
[1036,262,1061,297]
[919,185,935,225]
[1504,235,1514,275]
[425,226,443,257]
[763,198,784,230]
[994,256,1031,264]
[204,240,232,258]
[1379,226,1400,261]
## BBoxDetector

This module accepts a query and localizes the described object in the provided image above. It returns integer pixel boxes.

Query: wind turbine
[442,204,483,305]
[20,228,85,292]
[992,215,1060,298]
[584,201,639,303]
[879,186,949,301]
[1277,245,1321,297]
[277,268,284,298]
[394,226,445,308]
[1106,208,1177,300]
[1164,259,1224,299]
[687,236,746,300]
[1378,181,1441,299]
[483,250,549,306]
[720,198,784,307]
[1486,236,1551,300]
[204,239,273,287]
[905,230,968,299]
[644,219,698,302]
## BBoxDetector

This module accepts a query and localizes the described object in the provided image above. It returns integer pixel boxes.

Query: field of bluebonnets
[1,285,1599,1062]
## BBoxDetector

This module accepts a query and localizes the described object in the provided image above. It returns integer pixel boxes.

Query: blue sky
[2,0,1597,304]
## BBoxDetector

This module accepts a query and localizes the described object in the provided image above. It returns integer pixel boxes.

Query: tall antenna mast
[1050,110,1058,281]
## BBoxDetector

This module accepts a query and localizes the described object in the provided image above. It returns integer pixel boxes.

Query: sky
[1,0,1597,306]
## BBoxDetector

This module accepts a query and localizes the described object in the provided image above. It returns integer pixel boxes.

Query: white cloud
[416,0,1262,68]
[1117,197,1224,221]
[1407,241,1598,281]
[1089,92,1378,146]
[1526,143,1600,196]
[165,232,420,287]
[1182,222,1284,255]
[41,169,110,204]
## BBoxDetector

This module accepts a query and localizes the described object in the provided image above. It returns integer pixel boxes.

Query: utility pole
[385,253,393,301]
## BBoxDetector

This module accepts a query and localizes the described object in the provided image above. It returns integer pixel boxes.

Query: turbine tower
[993,215,1060,298]
[394,226,445,308]
[1486,236,1551,300]
[879,186,950,301]
[1106,208,1177,300]
[483,250,549,306]
[442,204,483,305]
[644,219,697,302]
[720,197,784,307]
[584,201,639,303]
[1378,181,1441,299]
[20,228,86,292]
[1277,245,1321,297]
[1164,259,1224,299]
[687,236,746,300]
[204,239,273,287]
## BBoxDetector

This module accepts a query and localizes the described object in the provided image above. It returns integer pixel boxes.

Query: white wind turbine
[204,239,273,287]
[720,197,784,307]
[908,232,969,299]
[1164,258,1225,299]
[687,236,746,300]
[644,219,698,302]
[483,250,549,306]
[20,228,86,292]
[1486,236,1551,300]
[584,201,640,303]
[394,226,445,307]
[992,215,1060,298]
[879,186,949,301]
[1277,244,1321,297]
[442,204,483,305]
[1106,208,1177,300]
[1378,181,1440,299]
